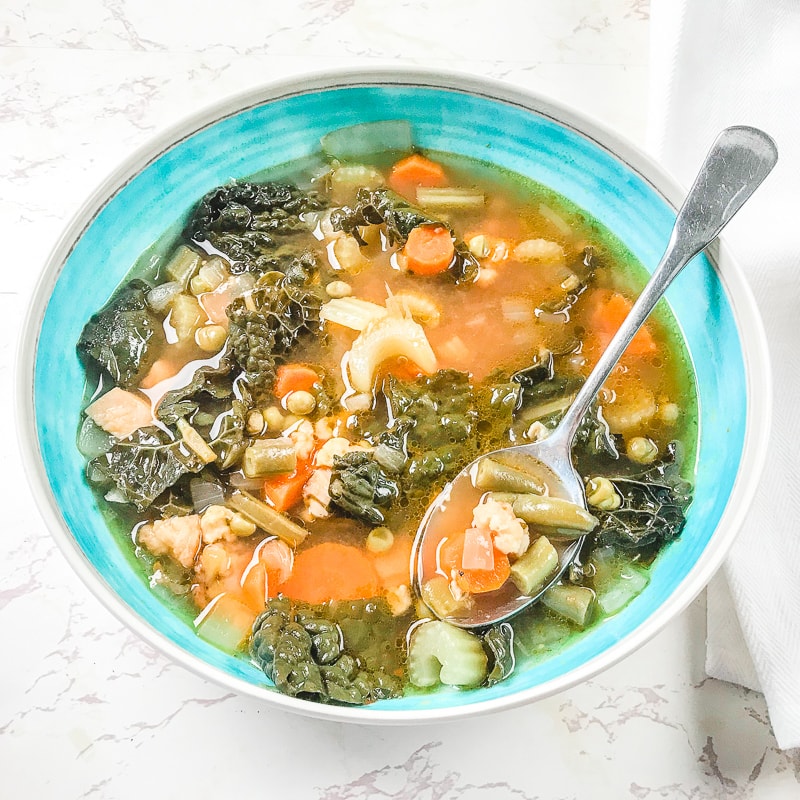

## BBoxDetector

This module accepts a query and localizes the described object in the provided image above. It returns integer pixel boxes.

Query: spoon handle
[551,126,778,449]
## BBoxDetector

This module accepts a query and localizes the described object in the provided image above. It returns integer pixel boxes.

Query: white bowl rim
[16,66,773,725]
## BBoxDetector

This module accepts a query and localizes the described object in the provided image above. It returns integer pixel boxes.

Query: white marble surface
[2,1,798,797]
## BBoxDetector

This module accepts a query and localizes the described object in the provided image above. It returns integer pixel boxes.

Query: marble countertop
[2,1,798,797]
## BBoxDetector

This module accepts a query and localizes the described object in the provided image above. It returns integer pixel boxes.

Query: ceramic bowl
[17,69,771,723]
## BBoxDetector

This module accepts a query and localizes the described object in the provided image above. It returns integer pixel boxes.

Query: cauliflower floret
[193,538,254,608]
[472,498,530,558]
[287,419,315,460]
[303,468,333,519]
[138,515,202,568]
[313,417,335,442]
[386,583,412,616]
[199,504,256,544]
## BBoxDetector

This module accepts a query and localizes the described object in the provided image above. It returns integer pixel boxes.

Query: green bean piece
[541,583,597,628]
[242,437,297,478]
[473,457,547,495]
[510,536,559,596]
[511,494,599,536]
[227,490,308,547]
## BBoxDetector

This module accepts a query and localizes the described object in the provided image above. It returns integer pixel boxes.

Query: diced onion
[190,478,225,513]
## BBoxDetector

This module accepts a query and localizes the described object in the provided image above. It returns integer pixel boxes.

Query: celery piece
[227,490,308,547]
[321,120,412,161]
[408,621,488,688]
[420,576,472,619]
[164,245,202,287]
[541,583,596,628]
[510,536,559,596]
[416,187,485,211]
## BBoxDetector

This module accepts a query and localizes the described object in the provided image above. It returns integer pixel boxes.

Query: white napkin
[648,0,800,750]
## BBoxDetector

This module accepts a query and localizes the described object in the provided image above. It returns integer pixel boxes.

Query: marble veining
[2,1,798,797]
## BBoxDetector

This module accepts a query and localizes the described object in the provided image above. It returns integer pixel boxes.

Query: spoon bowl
[413,126,778,629]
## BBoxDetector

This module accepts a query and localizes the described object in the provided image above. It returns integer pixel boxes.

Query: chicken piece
[199,505,256,544]
[85,387,153,439]
[472,498,530,558]
[138,514,202,569]
[303,468,333,519]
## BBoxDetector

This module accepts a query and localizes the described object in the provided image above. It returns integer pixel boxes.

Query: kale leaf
[226,256,323,401]
[483,623,516,687]
[156,357,235,425]
[378,370,517,494]
[188,181,327,274]
[251,596,406,705]
[328,452,399,525]
[77,280,165,389]
[593,445,693,552]
[330,188,480,284]
[87,426,207,511]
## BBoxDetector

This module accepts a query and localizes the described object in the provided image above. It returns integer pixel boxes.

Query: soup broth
[76,122,696,705]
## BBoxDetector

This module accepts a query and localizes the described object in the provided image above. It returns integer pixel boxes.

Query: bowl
[17,68,771,723]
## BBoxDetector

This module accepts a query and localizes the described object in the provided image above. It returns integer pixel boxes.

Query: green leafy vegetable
[226,258,323,401]
[77,280,165,389]
[378,370,517,495]
[483,624,516,686]
[188,181,327,274]
[330,188,480,284]
[328,452,399,525]
[87,426,207,511]
[250,596,406,705]
[156,357,234,425]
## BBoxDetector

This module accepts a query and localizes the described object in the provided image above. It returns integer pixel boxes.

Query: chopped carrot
[274,364,319,399]
[263,456,313,513]
[380,356,427,383]
[278,542,380,604]
[389,154,447,198]
[403,225,455,276]
[586,289,658,358]
[240,562,268,613]
[461,527,495,571]
[370,534,413,589]
[439,531,510,594]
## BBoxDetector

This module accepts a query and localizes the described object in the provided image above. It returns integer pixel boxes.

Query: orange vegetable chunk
[439,531,510,594]
[389,153,447,198]
[274,364,319,399]
[403,225,455,276]
[278,542,380,604]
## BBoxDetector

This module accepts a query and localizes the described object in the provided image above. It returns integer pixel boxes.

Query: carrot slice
[278,542,380,604]
[403,225,455,276]
[263,456,313,513]
[439,531,510,594]
[587,289,658,358]
[370,534,413,589]
[389,154,447,198]
[274,364,319,399]
[240,562,268,613]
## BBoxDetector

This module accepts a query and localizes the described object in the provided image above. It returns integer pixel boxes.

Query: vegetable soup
[76,120,695,705]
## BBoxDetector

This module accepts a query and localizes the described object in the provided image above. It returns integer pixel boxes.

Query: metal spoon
[413,126,778,629]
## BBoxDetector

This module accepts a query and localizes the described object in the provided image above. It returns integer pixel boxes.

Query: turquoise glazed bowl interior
[21,71,770,723]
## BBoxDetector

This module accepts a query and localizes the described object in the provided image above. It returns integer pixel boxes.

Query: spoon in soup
[413,126,778,629]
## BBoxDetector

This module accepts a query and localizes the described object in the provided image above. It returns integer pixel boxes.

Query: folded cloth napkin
[648,0,800,750]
